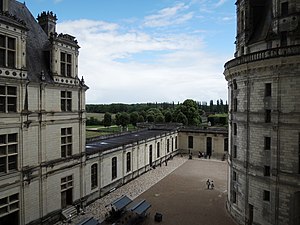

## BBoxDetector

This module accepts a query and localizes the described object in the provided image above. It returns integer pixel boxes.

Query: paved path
[57,156,237,225]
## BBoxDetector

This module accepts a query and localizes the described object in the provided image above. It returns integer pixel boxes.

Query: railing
[224,45,300,70]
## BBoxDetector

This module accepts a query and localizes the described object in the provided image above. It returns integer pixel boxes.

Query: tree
[103,112,112,127]
[137,115,145,123]
[130,112,139,127]
[164,110,173,123]
[118,112,130,128]
[176,112,188,125]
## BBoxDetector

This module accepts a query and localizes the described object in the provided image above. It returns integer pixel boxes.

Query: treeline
[86,99,228,114]
[86,99,228,127]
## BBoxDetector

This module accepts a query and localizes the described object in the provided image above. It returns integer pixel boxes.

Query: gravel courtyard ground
[57,156,237,225]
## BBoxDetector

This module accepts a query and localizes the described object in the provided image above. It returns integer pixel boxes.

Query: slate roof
[86,128,176,155]
[7,0,53,83]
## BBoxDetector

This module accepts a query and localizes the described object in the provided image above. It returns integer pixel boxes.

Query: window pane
[0,135,6,144]
[0,146,6,155]
[0,86,5,95]
[8,38,15,50]
[67,99,71,111]
[67,128,72,134]
[8,133,17,143]
[61,99,66,111]
[0,197,8,206]
[67,92,72,98]
[8,144,17,154]
[67,54,71,63]
[0,97,5,112]
[61,91,66,98]
[67,64,71,77]
[0,157,6,173]
[61,52,65,61]
[0,35,5,47]
[61,63,65,76]
[8,51,15,68]
[7,97,16,112]
[9,194,18,202]
[8,155,17,170]
[7,86,16,95]
[0,49,5,67]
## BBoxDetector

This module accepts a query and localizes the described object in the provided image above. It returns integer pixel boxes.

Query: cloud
[215,0,228,7]
[57,17,228,104]
[143,3,193,27]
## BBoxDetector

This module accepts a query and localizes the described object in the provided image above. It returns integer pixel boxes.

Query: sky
[23,0,236,104]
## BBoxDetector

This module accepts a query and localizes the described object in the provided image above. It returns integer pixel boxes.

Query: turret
[37,11,57,37]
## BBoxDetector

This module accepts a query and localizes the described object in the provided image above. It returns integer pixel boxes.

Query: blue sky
[24,0,236,104]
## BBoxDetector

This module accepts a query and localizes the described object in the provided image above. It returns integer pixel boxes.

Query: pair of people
[206,179,214,189]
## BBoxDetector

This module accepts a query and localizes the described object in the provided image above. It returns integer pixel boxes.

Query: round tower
[224,1,300,225]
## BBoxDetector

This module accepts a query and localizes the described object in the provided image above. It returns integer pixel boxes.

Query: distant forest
[86,99,228,114]
[86,99,228,127]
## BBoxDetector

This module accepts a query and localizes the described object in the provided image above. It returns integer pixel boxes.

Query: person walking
[206,179,210,189]
[210,180,214,189]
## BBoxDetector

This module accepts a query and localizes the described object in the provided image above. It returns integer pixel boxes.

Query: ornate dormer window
[0,34,16,68]
[60,52,72,77]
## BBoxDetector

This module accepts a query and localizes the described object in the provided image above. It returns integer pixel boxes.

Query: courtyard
[64,156,237,225]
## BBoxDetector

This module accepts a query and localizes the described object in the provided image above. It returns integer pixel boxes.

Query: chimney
[1,0,9,12]
[37,11,57,37]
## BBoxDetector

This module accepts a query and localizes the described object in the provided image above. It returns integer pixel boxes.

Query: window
[91,164,98,189]
[171,138,174,151]
[157,142,160,158]
[60,52,72,77]
[112,157,117,180]
[232,190,237,204]
[233,79,237,90]
[175,136,177,149]
[281,31,287,47]
[265,137,271,150]
[61,91,72,111]
[265,110,271,123]
[188,136,193,148]
[281,2,288,16]
[61,128,72,157]
[264,166,270,176]
[0,85,17,113]
[233,145,237,158]
[263,190,270,201]
[0,193,19,218]
[0,133,18,174]
[298,133,300,174]
[265,83,271,97]
[224,138,228,152]
[0,35,16,68]
[233,171,237,181]
[233,98,237,112]
[167,139,170,153]
[126,152,131,173]
[61,175,73,208]
[233,123,237,135]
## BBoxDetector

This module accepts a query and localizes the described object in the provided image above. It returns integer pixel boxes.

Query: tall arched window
[112,157,117,180]
[126,152,131,172]
[91,163,98,189]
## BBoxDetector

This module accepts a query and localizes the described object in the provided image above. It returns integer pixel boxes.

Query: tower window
[233,123,237,135]
[264,137,271,150]
[233,98,237,112]
[265,83,271,97]
[263,190,270,201]
[233,79,237,90]
[233,145,237,158]
[265,110,271,123]
[281,2,288,16]
[264,166,270,176]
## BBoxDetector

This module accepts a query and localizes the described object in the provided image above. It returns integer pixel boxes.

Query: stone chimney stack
[1,0,10,12]
[37,11,57,37]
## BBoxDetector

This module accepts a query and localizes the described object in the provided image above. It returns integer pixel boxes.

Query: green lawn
[86,124,137,139]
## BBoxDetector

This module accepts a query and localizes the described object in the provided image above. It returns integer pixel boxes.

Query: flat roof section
[86,129,176,155]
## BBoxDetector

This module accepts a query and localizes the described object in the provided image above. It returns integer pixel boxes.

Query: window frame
[126,152,131,173]
[0,34,16,68]
[61,127,72,158]
[60,52,72,77]
[0,85,17,113]
[112,157,117,180]
[0,133,18,174]
[61,91,72,112]
[91,164,98,189]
